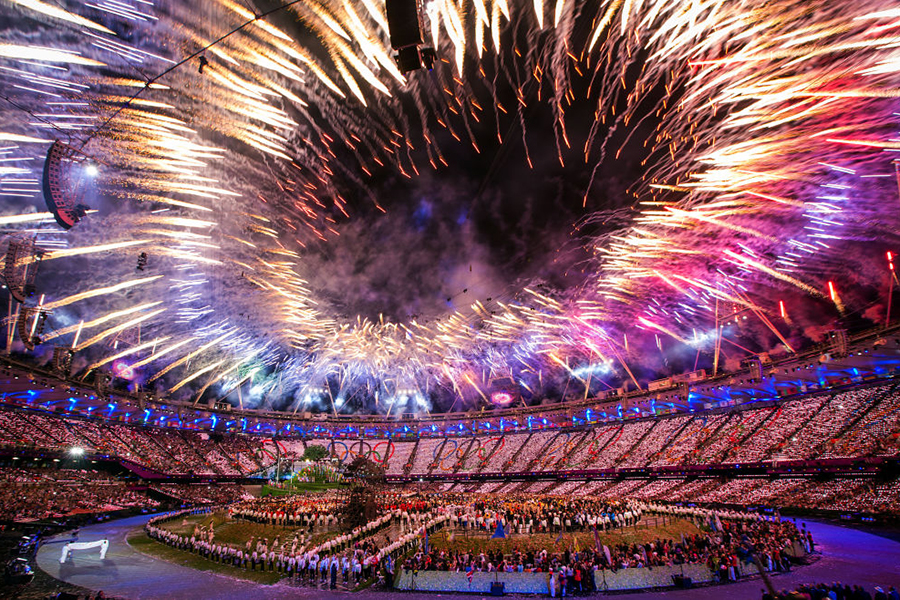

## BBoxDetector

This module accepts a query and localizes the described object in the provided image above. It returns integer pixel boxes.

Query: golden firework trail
[83,336,172,376]
[75,308,167,351]
[41,303,164,345]
[0,0,896,411]
[42,276,163,311]
[148,330,238,383]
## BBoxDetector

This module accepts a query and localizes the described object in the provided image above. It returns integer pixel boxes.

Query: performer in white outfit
[60,539,109,563]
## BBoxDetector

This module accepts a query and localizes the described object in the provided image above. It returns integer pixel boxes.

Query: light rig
[385,0,437,73]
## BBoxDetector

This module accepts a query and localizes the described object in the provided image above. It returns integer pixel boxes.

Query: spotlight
[84,164,99,177]
[69,446,84,456]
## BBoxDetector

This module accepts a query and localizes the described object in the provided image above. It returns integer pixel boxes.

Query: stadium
[1,0,900,598]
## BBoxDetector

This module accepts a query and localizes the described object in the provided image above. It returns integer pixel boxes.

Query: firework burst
[0,0,898,413]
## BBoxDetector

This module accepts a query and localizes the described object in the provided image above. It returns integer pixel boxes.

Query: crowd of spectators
[619,417,686,468]
[483,432,529,472]
[467,475,900,516]
[0,408,279,476]
[513,430,578,471]
[1,381,898,482]
[408,437,443,474]
[384,438,416,475]
[0,467,158,521]
[391,383,899,475]
[637,476,900,515]
[417,471,900,518]
[0,382,896,533]
[150,483,251,505]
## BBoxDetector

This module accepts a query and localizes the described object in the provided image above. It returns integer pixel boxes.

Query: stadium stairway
[475,436,505,473]
[427,438,450,475]
[646,416,695,466]
[103,423,149,464]
[403,439,419,476]
[763,395,832,461]
[543,430,588,471]
[720,406,780,463]
[552,430,592,470]
[213,440,243,475]
[178,430,224,475]
[615,419,662,467]
[826,382,900,457]
[452,437,478,473]
[16,411,66,447]
[688,412,736,464]
[590,424,625,468]
[519,431,564,473]
[500,432,532,473]
[145,430,192,472]
[62,419,102,452]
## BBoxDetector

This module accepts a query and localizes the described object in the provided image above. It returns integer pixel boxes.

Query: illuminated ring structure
[434,439,459,471]
[328,439,394,464]
[477,437,504,465]
[537,432,569,469]
[257,438,288,462]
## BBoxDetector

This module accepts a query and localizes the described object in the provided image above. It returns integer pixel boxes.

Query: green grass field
[128,505,356,588]
[129,513,701,587]
[156,511,345,548]
[427,517,702,556]
[261,482,346,496]
[126,530,285,585]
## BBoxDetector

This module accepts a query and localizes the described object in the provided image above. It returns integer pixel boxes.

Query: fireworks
[0,0,898,414]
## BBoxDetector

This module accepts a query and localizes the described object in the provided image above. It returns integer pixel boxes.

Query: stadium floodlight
[69,446,84,456]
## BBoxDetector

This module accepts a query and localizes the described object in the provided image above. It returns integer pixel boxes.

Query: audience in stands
[0,382,897,530]
[0,468,158,521]
[0,409,282,476]
[1,382,899,483]
[150,483,250,505]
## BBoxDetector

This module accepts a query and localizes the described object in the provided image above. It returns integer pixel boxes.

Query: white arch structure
[60,539,109,563]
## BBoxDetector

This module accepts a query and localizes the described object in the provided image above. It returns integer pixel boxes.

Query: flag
[467,569,474,584]
[491,521,506,539]
[555,530,563,545]
[591,525,602,555]
[422,528,429,553]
